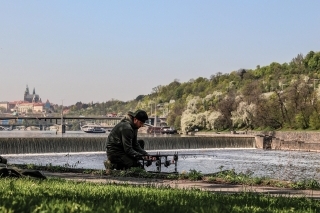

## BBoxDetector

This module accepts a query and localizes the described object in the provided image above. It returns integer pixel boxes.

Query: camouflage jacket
[106,114,148,158]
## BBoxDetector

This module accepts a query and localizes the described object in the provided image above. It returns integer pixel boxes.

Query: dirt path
[42,171,320,198]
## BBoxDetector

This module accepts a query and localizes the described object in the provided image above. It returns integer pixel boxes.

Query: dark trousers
[108,140,145,170]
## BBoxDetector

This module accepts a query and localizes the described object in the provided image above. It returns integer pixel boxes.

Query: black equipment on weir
[139,152,179,173]
[138,152,216,173]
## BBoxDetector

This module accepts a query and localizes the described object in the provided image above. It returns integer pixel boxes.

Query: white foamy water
[1,131,319,181]
[3,149,320,182]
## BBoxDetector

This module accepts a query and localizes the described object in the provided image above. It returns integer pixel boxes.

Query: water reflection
[3,149,320,182]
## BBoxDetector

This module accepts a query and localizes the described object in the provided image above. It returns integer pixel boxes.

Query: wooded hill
[68,50,320,133]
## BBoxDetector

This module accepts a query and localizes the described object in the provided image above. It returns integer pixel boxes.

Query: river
[1,130,319,182]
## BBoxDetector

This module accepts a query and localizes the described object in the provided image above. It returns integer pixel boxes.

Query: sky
[1,1,320,106]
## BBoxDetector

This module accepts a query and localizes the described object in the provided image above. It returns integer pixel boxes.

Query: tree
[304,51,315,68]
[237,69,247,80]
[241,81,263,104]
[284,80,313,129]
[207,111,222,130]
[152,85,163,94]
[135,95,145,101]
[231,102,256,129]
[173,115,181,130]
[181,111,196,133]
[254,95,282,129]
[309,111,320,130]
[216,90,237,130]
[289,53,305,74]
[166,100,184,128]
[174,87,184,99]
[307,52,320,70]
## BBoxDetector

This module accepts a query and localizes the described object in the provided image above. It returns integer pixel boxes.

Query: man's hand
[143,155,156,161]
[142,155,150,160]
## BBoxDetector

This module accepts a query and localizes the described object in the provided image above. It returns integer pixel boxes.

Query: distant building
[9,101,28,112]
[44,100,51,110]
[24,85,42,103]
[17,103,34,113]
[0,101,8,112]
[33,103,44,112]
[14,102,45,113]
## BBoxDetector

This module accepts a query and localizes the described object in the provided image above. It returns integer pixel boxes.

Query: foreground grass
[1,178,320,213]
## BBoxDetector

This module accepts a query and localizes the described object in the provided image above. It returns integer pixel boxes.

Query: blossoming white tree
[206,111,222,130]
[231,101,256,128]
[181,96,201,133]
[181,94,223,133]
[181,110,196,133]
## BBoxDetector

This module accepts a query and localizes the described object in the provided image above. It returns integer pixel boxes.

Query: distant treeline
[65,50,320,132]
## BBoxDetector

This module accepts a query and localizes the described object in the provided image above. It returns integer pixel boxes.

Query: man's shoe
[104,160,117,175]
[104,160,111,175]
[0,156,7,164]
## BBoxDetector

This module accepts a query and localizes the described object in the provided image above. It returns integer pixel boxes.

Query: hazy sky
[1,1,320,106]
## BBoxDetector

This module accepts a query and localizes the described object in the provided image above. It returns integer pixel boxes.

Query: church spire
[25,85,29,95]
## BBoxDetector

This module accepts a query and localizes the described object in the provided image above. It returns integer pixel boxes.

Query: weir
[143,136,255,150]
[0,136,255,154]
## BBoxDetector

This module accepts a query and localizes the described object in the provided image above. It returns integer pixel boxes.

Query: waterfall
[0,136,255,154]
[141,136,254,150]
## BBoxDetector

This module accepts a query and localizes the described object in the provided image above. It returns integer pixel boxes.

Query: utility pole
[150,103,152,120]
[154,102,157,128]
[60,99,65,134]
[151,101,157,136]
[154,101,157,136]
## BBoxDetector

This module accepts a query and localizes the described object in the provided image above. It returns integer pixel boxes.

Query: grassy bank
[12,163,320,190]
[1,177,320,213]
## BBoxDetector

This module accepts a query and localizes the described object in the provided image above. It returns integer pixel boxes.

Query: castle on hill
[0,85,52,114]
[24,85,42,103]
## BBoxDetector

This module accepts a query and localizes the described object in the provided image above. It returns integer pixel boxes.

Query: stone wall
[271,137,320,152]
[257,131,320,151]
[197,131,320,151]
[271,131,320,144]
[254,136,264,149]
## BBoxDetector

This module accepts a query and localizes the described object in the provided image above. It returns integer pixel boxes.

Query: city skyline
[1,1,320,106]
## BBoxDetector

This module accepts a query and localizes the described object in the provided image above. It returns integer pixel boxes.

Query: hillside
[67,50,320,133]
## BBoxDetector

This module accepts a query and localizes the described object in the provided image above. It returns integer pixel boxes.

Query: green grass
[1,177,320,213]
[12,164,320,190]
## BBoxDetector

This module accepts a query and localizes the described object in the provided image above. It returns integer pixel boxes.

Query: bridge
[0,115,164,132]
[0,116,122,121]
[0,116,122,131]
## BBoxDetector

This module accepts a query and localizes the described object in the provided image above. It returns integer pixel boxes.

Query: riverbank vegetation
[110,167,320,190]
[56,51,320,133]
[1,177,320,213]
[11,163,320,190]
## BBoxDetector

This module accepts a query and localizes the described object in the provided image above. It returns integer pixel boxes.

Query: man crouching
[105,110,150,171]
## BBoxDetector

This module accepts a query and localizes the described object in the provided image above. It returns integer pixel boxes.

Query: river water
[1,130,320,181]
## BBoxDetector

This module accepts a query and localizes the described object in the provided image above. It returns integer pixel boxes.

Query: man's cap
[129,110,148,123]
